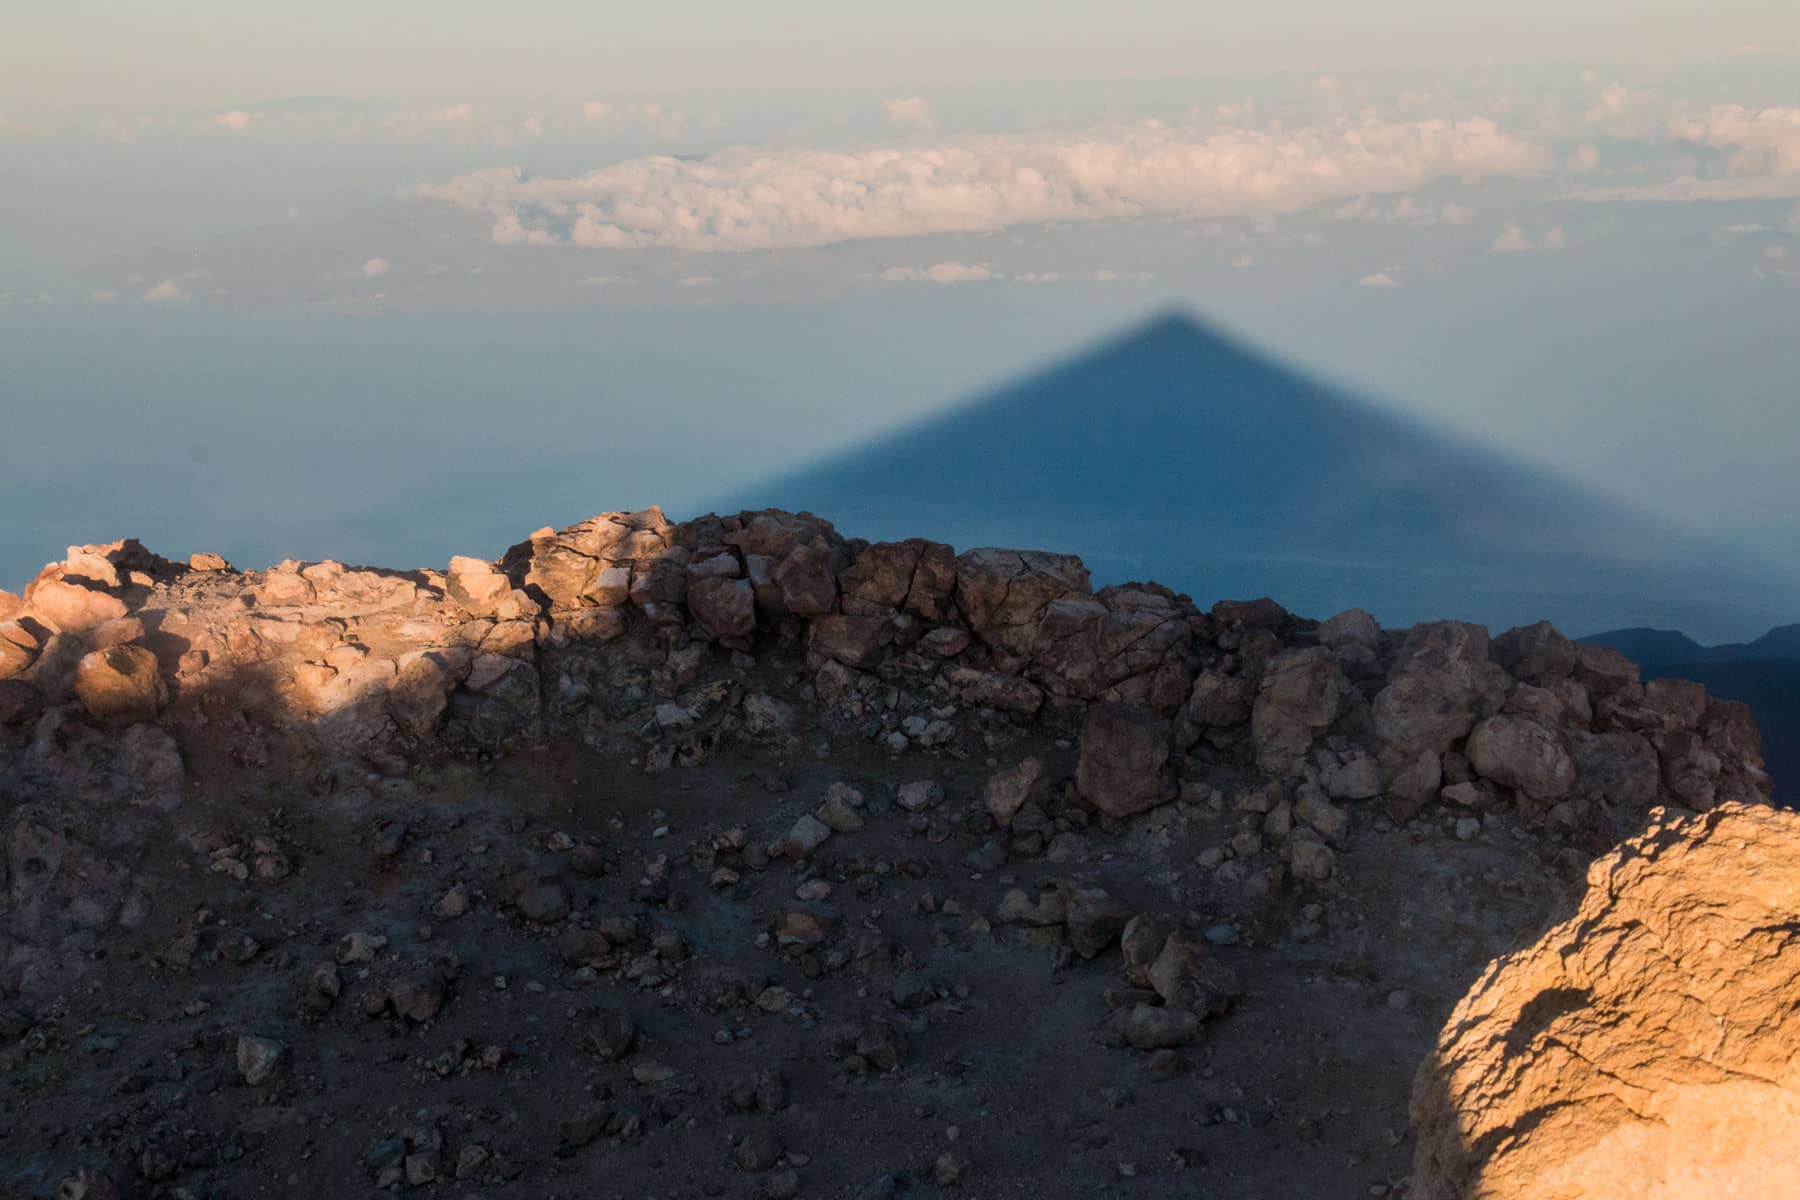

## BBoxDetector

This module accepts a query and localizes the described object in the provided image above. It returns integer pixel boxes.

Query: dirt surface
[0,729,1579,1200]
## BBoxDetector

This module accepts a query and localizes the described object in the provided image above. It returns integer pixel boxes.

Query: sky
[2,4,1799,637]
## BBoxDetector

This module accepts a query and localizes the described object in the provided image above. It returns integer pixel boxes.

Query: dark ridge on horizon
[720,308,1798,644]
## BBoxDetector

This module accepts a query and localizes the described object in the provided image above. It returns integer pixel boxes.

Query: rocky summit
[0,507,1783,1199]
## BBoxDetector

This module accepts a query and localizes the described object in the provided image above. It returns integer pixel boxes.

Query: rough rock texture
[0,507,1782,1198]
[1411,802,1800,1199]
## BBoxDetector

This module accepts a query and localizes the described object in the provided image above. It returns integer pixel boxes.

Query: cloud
[140,280,189,303]
[1491,223,1566,253]
[1566,144,1600,172]
[883,97,935,130]
[359,257,391,278]
[1670,105,1800,176]
[675,274,716,288]
[880,262,996,284]
[577,274,622,287]
[1012,268,1151,284]
[212,110,251,132]
[413,116,1550,253]
[436,103,474,123]
[582,101,612,122]
[1356,272,1400,288]
[88,289,118,303]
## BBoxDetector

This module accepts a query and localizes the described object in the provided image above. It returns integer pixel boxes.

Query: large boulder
[24,577,128,633]
[1373,622,1511,762]
[1076,702,1174,818]
[73,645,167,723]
[1466,714,1575,800]
[1411,802,1800,1199]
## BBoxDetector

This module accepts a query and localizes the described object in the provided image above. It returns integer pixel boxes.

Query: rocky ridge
[0,507,1780,1198]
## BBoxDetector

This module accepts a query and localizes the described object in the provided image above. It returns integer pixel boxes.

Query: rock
[1411,802,1800,1199]
[1077,702,1174,818]
[583,1009,637,1061]
[236,1035,284,1085]
[305,962,341,1012]
[1064,887,1133,959]
[1147,932,1241,1016]
[1491,620,1578,684]
[1319,608,1380,648]
[388,970,448,1022]
[1252,648,1349,774]
[433,884,470,919]
[896,780,942,812]
[517,883,569,923]
[1120,914,1175,988]
[689,575,756,642]
[983,757,1048,827]
[1324,754,1383,800]
[24,577,127,632]
[784,814,833,858]
[809,615,891,668]
[72,645,166,723]
[734,1128,785,1173]
[1294,790,1348,845]
[1467,714,1575,800]
[814,783,865,833]
[446,556,515,616]
[1373,622,1510,760]
[0,621,37,680]
[1386,751,1443,821]
[774,908,836,948]
[1289,839,1335,881]
[1125,1003,1201,1050]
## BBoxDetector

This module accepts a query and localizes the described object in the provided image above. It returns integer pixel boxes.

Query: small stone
[433,884,470,919]
[235,1035,284,1085]
[933,1150,969,1186]
[518,883,570,923]
[735,1127,785,1173]
[784,814,833,859]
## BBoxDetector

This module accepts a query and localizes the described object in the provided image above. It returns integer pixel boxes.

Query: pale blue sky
[4,0,1796,113]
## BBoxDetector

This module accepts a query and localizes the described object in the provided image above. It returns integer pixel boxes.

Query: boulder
[1251,648,1349,774]
[688,576,756,642]
[1467,714,1575,800]
[1411,802,1800,1199]
[25,577,127,633]
[73,645,167,722]
[1373,622,1511,761]
[984,757,1049,828]
[1076,702,1174,818]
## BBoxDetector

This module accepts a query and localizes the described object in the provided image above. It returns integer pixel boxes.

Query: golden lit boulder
[73,644,168,723]
[1411,802,1800,1199]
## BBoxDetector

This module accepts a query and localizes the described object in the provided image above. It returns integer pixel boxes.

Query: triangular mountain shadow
[720,311,1798,641]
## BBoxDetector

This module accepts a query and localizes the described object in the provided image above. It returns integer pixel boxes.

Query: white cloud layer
[1491,223,1566,253]
[1672,105,1800,176]
[1357,271,1400,288]
[413,117,1548,253]
[880,262,996,283]
[140,280,189,302]
[883,97,935,129]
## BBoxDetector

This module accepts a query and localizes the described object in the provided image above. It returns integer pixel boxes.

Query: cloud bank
[412,117,1549,253]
